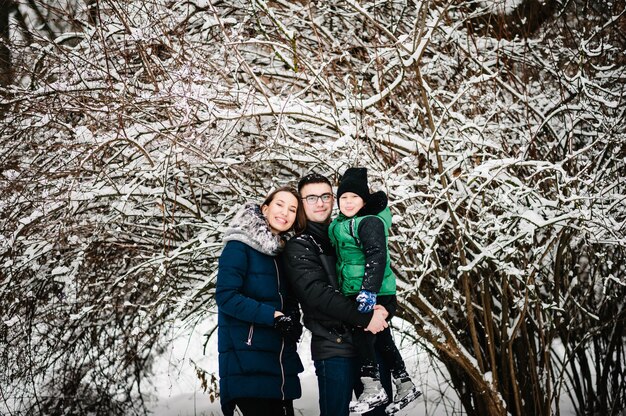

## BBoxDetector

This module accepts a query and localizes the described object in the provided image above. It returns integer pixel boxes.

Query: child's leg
[373,328,422,411]
[374,327,410,379]
[349,328,388,413]
[374,295,409,378]
[351,327,378,378]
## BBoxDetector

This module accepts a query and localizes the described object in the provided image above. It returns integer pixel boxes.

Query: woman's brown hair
[261,186,307,235]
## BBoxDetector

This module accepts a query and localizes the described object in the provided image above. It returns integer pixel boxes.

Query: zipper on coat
[246,324,254,346]
[349,218,361,246]
[274,258,286,399]
[274,259,283,310]
[279,337,286,399]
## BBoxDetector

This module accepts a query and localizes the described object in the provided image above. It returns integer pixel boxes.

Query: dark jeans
[315,356,356,416]
[314,354,392,416]
[232,397,294,416]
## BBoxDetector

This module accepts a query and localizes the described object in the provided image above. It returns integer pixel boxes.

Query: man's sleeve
[357,216,387,294]
[283,238,371,327]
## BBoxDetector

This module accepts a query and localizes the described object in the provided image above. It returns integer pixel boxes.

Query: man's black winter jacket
[283,221,372,361]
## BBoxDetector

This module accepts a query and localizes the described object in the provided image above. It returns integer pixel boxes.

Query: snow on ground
[146,317,464,416]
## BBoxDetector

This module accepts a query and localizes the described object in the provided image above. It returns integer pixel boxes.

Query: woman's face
[262,191,299,234]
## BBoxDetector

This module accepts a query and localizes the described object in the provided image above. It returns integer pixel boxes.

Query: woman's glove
[356,290,377,313]
[274,315,302,344]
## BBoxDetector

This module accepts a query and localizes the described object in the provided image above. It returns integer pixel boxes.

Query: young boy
[329,167,421,414]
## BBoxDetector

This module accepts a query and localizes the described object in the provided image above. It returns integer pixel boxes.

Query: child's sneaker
[349,377,388,414]
[385,377,421,415]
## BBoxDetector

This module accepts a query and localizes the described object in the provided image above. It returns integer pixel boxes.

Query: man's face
[300,182,333,223]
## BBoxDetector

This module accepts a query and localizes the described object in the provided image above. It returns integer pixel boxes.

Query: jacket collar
[223,203,284,256]
[303,221,333,254]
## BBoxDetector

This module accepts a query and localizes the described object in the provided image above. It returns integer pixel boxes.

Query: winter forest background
[0,0,624,415]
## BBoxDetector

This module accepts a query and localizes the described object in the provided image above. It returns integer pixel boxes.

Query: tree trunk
[439,338,509,416]
[0,0,13,88]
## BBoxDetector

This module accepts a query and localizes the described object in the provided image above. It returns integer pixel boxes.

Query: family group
[216,168,421,416]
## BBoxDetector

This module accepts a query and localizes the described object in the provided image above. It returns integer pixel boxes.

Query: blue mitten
[356,290,377,313]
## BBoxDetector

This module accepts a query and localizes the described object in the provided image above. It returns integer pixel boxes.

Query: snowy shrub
[1,1,624,415]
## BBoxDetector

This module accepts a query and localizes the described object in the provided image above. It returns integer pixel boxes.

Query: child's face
[339,192,365,217]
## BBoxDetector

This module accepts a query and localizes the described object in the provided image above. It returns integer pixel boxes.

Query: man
[283,173,392,416]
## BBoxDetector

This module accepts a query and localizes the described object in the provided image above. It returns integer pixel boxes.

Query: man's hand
[365,305,388,333]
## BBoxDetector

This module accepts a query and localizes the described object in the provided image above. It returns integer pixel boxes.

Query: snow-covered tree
[1,1,624,415]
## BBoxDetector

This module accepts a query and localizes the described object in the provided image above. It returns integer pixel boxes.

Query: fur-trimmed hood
[223,203,284,256]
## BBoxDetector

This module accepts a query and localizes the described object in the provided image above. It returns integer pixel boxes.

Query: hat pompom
[359,190,388,216]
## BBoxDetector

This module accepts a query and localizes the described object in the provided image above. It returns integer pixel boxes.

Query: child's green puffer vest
[329,207,396,296]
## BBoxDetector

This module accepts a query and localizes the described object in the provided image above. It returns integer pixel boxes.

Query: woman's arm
[215,241,276,326]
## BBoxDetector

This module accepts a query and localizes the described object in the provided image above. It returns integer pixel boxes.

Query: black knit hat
[337,167,388,215]
[337,167,369,201]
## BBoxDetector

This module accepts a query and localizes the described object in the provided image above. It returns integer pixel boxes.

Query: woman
[216,187,307,416]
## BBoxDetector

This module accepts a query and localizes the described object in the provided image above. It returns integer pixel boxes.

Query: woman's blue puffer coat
[216,203,303,413]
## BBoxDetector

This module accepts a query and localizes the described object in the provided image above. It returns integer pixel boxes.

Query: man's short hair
[297,172,332,193]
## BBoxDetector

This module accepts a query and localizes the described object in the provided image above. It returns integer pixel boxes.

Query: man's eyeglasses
[302,193,333,205]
